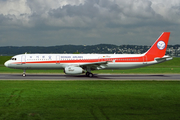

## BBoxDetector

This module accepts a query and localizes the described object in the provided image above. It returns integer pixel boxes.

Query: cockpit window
[11,58,17,60]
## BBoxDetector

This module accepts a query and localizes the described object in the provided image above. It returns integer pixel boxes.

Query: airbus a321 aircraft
[4,32,172,77]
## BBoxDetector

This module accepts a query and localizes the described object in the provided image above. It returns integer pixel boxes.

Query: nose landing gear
[22,70,26,77]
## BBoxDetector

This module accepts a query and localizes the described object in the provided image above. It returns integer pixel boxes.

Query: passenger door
[21,55,26,64]
[56,55,60,64]
[143,55,147,64]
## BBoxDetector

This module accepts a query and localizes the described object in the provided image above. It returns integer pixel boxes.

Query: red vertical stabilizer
[145,32,170,61]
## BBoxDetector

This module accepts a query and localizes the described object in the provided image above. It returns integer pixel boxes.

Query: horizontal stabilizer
[155,56,173,63]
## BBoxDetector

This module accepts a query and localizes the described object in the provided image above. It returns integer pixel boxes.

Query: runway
[0,73,180,80]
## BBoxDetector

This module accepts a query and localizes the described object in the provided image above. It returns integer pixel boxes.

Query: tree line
[0,44,179,56]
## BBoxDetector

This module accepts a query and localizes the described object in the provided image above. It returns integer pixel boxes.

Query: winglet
[145,32,170,60]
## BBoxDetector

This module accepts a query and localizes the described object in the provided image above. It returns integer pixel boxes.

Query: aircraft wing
[79,61,111,70]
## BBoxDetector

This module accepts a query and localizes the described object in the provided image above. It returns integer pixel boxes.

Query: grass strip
[0,81,180,120]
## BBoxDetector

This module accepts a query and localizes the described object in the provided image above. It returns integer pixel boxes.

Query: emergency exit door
[56,56,60,64]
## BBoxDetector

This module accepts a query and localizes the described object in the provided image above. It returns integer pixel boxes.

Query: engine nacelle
[64,66,85,75]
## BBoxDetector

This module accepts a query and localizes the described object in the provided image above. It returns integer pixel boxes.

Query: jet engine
[64,66,85,75]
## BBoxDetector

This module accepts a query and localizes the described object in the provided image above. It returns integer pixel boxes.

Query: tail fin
[145,32,170,60]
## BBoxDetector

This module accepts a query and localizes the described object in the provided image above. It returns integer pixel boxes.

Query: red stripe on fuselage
[13,56,153,64]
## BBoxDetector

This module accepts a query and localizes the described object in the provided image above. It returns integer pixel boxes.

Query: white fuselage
[5,53,160,70]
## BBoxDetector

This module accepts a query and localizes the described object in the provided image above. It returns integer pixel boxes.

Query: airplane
[4,32,172,77]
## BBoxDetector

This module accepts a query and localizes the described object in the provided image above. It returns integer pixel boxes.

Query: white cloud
[0,0,31,27]
[0,0,31,16]
[1,0,180,27]
[151,0,180,23]
[0,0,180,46]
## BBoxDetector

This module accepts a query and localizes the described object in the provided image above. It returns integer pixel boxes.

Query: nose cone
[4,61,9,67]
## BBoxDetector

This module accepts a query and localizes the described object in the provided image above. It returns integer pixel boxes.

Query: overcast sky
[0,0,180,46]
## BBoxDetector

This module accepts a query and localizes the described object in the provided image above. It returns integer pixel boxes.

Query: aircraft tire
[88,73,93,77]
[22,73,26,77]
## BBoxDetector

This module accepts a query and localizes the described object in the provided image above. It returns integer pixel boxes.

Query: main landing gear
[22,70,26,77]
[86,72,93,77]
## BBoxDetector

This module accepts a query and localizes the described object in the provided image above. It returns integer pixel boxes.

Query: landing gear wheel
[88,73,93,77]
[22,69,26,77]
[22,73,26,77]
[86,72,93,77]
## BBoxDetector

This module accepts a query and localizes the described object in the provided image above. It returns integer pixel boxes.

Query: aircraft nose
[4,61,9,67]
